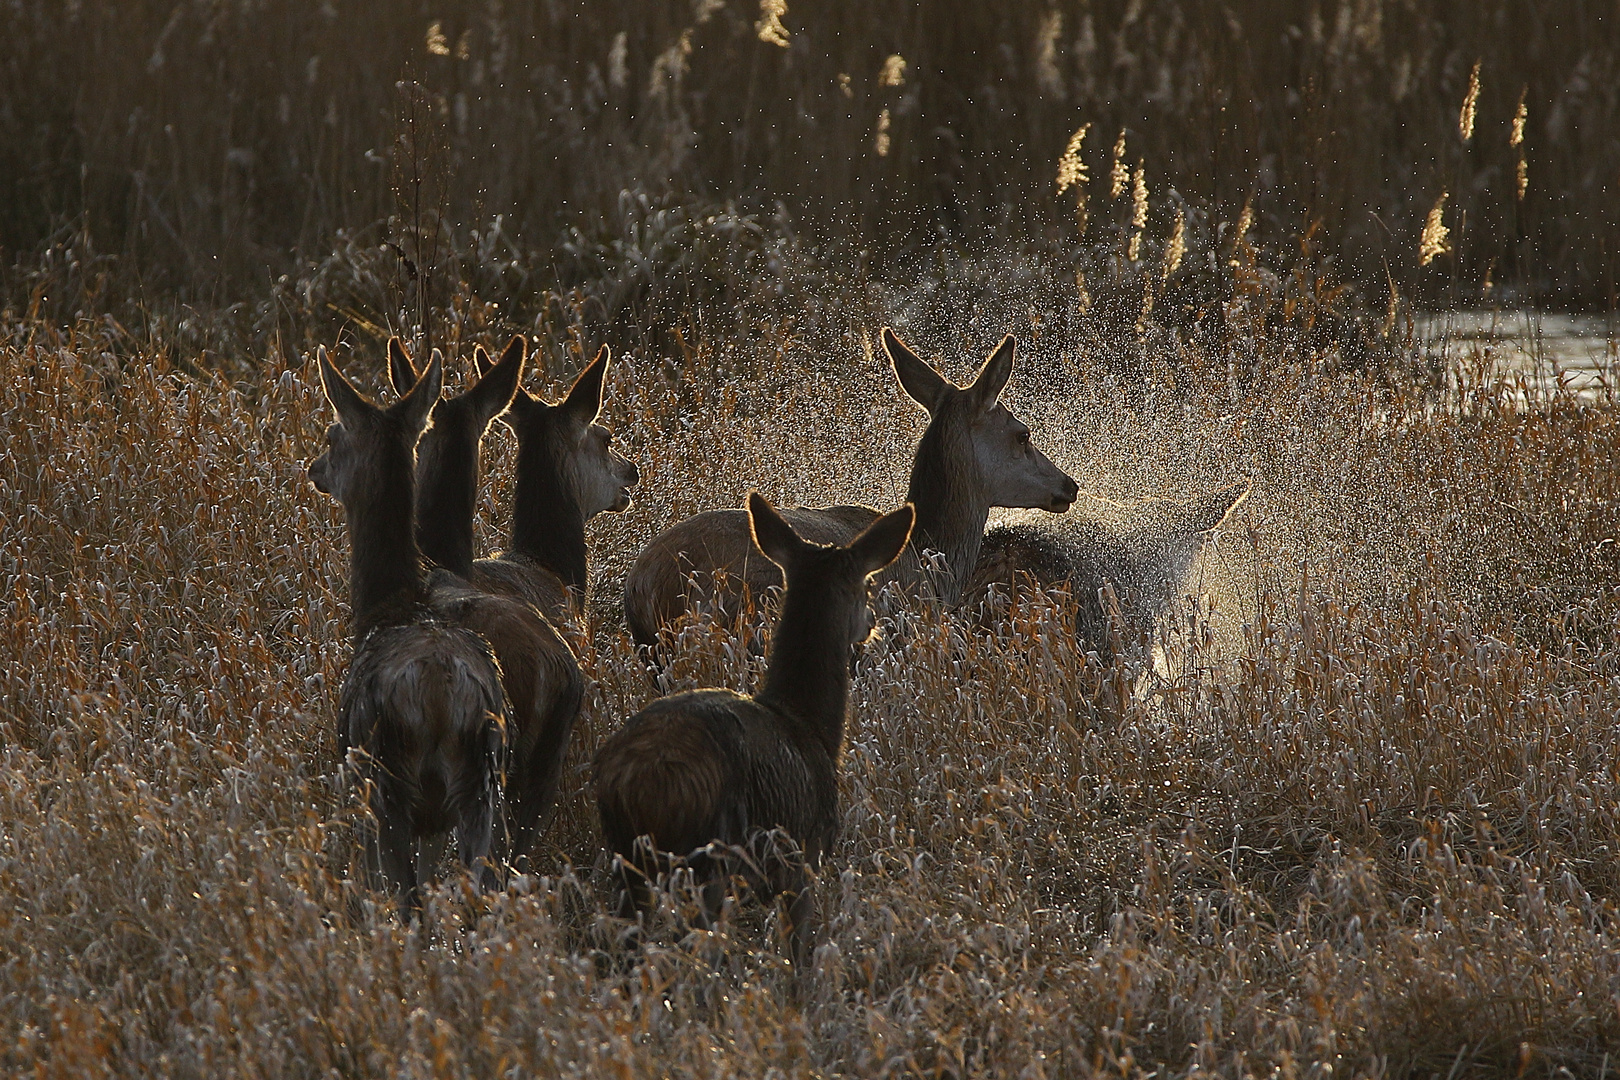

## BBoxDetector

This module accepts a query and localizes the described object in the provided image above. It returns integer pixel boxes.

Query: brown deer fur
[306,347,508,916]
[595,493,914,969]
[623,328,1077,656]
[467,344,639,637]
[386,335,586,863]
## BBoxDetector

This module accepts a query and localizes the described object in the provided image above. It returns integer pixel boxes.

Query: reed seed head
[1110,129,1128,198]
[1458,60,1481,142]
[878,54,907,88]
[874,107,891,157]
[756,0,789,47]
[1420,192,1451,266]
[1055,123,1090,195]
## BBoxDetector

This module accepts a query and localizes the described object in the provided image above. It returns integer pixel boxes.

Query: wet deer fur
[970,482,1252,662]
[385,335,586,863]
[624,328,1077,654]
[595,493,915,969]
[306,347,508,916]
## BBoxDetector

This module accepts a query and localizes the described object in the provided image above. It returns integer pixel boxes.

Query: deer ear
[563,345,610,425]
[965,335,1015,414]
[393,350,442,435]
[849,503,915,577]
[748,491,805,570]
[472,345,493,379]
[319,346,374,427]
[386,337,420,396]
[883,328,952,415]
[466,336,525,425]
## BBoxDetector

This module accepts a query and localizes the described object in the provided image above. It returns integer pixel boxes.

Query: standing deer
[462,342,640,636]
[623,328,1077,655]
[595,493,915,969]
[306,347,508,916]
[384,335,585,864]
[969,482,1252,662]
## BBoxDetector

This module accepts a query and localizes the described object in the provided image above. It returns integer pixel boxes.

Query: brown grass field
[3,2,1620,1076]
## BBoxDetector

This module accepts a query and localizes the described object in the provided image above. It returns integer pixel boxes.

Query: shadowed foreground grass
[2,304,1619,1076]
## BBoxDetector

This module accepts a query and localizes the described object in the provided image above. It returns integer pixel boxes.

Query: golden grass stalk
[1510,87,1527,147]
[756,0,790,47]
[1110,128,1128,198]
[1055,124,1090,195]
[1458,60,1481,142]
[1162,208,1185,280]
[426,21,450,57]
[874,108,891,157]
[1419,192,1451,266]
[878,53,907,88]
[1128,160,1148,261]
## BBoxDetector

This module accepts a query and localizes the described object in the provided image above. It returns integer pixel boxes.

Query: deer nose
[1061,475,1079,501]
[627,460,641,486]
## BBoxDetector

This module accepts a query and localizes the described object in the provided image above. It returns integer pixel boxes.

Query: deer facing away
[464,342,639,637]
[306,347,509,916]
[385,335,586,864]
[623,328,1077,658]
[594,493,915,969]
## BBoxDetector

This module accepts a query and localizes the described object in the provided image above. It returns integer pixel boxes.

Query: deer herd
[307,328,1248,964]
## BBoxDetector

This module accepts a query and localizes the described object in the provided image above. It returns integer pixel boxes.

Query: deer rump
[594,689,840,892]
[338,619,510,879]
[625,504,887,649]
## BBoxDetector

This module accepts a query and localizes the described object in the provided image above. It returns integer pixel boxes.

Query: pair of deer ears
[749,492,916,578]
[882,327,1016,417]
[318,344,442,435]
[384,335,611,427]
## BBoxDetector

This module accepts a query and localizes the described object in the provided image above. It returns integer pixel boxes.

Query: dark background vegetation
[2,0,1615,359]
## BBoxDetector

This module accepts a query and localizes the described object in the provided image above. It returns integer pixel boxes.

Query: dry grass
[3,271,1619,1074]
[3,3,1619,1074]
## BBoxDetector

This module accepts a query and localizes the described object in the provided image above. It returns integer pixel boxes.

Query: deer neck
[347,450,427,637]
[757,585,851,760]
[903,424,989,607]
[413,427,478,578]
[509,437,589,596]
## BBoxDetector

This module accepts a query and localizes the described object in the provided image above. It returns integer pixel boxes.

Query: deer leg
[781,861,816,974]
[370,792,421,919]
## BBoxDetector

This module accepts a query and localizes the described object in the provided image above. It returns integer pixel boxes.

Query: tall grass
[2,0,1615,333]
[3,257,1619,1071]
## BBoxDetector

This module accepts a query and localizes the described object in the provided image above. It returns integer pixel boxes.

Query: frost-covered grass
[3,286,1619,1075]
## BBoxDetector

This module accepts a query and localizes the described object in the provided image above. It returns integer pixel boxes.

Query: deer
[383,335,586,866]
[968,482,1252,664]
[306,346,510,917]
[595,493,915,971]
[442,341,641,638]
[623,327,1078,658]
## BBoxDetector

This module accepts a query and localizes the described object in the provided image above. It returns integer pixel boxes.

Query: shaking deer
[385,335,585,863]
[623,328,1076,656]
[969,482,1252,663]
[306,347,508,916]
[462,342,640,636]
[595,493,915,969]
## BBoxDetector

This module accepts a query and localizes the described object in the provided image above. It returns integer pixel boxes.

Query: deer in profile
[306,346,508,916]
[444,341,641,637]
[384,335,585,864]
[969,482,1252,663]
[595,493,915,970]
[623,328,1077,657]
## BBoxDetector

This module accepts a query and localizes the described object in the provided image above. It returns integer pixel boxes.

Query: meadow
[3,2,1620,1076]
